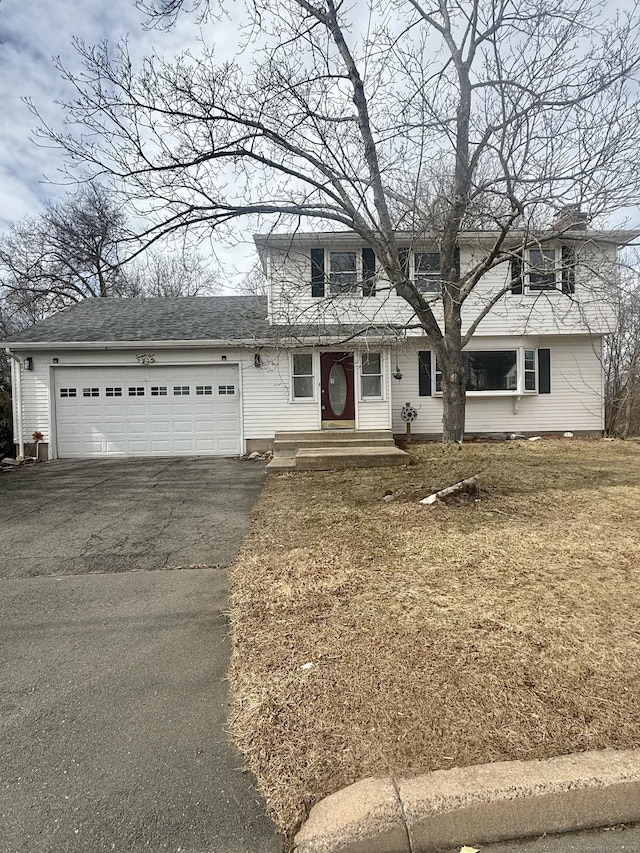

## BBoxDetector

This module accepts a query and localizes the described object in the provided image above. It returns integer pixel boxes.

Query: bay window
[420,348,550,396]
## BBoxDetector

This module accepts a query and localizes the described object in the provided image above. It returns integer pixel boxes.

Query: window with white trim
[105,387,122,397]
[328,251,358,294]
[524,350,536,391]
[173,386,190,396]
[128,387,145,397]
[292,353,314,399]
[196,385,213,395]
[429,349,539,395]
[82,387,100,397]
[414,252,441,293]
[59,388,77,398]
[218,385,235,395]
[151,386,167,396]
[528,248,558,290]
[511,246,576,294]
[361,353,382,398]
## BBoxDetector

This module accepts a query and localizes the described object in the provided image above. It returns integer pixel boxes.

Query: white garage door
[54,365,241,457]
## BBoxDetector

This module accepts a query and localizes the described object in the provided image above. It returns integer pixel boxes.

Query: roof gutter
[4,331,399,352]
[3,338,268,352]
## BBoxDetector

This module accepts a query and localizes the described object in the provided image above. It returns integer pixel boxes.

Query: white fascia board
[254,228,640,250]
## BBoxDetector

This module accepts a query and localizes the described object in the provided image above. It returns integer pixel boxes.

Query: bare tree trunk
[440,314,466,442]
[441,361,466,442]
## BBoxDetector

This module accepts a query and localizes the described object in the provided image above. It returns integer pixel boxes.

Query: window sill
[434,390,537,397]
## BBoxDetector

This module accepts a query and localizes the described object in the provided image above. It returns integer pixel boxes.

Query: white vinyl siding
[392,336,604,435]
[265,242,617,336]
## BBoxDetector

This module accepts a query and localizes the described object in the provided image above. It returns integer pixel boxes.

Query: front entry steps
[266,430,409,472]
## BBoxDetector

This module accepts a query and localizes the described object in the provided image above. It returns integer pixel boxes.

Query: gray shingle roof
[5,296,271,344]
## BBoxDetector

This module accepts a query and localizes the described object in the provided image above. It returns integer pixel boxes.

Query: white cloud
[0,0,255,290]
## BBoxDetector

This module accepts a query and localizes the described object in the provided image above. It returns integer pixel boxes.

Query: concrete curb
[293,749,640,853]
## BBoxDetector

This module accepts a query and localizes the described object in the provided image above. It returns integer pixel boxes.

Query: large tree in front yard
[37,0,640,440]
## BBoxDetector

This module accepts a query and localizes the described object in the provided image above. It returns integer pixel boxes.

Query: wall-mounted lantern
[254,352,262,368]
[24,357,33,371]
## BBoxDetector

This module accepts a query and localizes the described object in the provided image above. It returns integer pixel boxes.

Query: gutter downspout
[5,349,25,460]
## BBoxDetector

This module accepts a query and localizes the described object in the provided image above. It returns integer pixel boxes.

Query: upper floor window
[511,245,576,294]
[414,252,441,293]
[528,249,557,290]
[310,247,376,297]
[329,251,358,294]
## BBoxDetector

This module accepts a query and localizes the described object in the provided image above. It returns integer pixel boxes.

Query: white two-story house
[3,228,633,460]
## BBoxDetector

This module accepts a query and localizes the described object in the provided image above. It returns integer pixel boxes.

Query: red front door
[320,352,355,424]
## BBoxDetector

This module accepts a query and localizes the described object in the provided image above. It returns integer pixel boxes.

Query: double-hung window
[311,248,376,297]
[528,249,557,290]
[414,252,441,293]
[328,251,358,295]
[361,353,382,398]
[292,353,314,399]
[511,245,576,294]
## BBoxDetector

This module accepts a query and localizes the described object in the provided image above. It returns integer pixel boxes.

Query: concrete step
[292,446,408,471]
[272,430,397,457]
[265,456,296,472]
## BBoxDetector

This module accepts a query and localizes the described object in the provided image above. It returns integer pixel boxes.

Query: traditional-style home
[4,227,633,468]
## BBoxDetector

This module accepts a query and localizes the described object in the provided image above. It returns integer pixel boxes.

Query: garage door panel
[173,439,195,452]
[54,365,241,458]
[150,421,170,434]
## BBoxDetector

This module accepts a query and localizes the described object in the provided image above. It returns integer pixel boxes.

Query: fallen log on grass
[420,476,479,506]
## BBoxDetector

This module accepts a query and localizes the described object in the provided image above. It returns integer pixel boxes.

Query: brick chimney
[555,204,589,231]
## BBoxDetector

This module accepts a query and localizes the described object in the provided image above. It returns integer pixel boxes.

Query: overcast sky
[0,0,256,290]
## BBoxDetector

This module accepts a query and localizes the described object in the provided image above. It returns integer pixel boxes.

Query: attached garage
[53,364,241,458]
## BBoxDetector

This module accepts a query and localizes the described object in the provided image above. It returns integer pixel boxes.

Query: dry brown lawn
[228,438,640,841]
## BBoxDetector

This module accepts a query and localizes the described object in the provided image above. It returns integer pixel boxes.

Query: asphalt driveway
[0,457,265,577]
[0,458,283,853]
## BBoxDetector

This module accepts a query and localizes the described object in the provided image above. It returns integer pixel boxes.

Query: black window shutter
[311,248,325,297]
[418,350,432,396]
[561,245,576,294]
[511,254,523,294]
[398,247,410,277]
[538,348,551,394]
[362,247,376,296]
